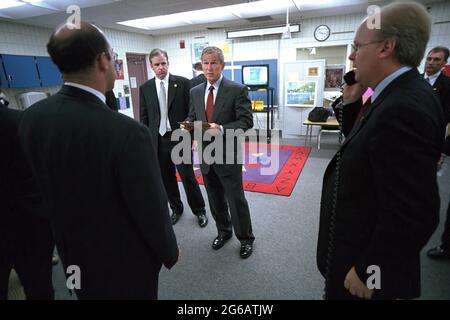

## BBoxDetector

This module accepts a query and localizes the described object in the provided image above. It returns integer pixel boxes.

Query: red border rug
[177,143,311,196]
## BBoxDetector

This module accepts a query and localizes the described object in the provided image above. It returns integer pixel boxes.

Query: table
[303,117,339,147]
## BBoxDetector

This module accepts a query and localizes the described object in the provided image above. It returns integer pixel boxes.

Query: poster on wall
[214,40,233,62]
[285,81,317,107]
[324,65,345,91]
[114,59,124,80]
[192,41,209,63]
[307,67,319,77]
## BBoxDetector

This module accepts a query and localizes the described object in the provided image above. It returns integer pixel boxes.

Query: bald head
[47,21,111,74]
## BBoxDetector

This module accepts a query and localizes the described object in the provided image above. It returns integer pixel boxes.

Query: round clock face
[314,25,330,42]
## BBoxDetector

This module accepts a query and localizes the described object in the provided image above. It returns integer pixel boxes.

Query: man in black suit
[317,2,444,300]
[105,90,118,111]
[19,21,178,300]
[190,62,206,88]
[423,46,450,125]
[184,46,255,259]
[426,46,450,260]
[0,107,54,300]
[140,48,207,228]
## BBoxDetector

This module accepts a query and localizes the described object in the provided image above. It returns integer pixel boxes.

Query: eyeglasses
[351,40,384,53]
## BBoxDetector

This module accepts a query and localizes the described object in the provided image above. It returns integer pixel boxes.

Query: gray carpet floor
[9,135,450,299]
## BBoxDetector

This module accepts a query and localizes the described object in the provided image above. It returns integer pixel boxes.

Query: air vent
[245,16,273,23]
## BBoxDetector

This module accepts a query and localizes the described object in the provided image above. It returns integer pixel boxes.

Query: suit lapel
[167,75,176,112]
[196,83,207,121]
[212,78,227,122]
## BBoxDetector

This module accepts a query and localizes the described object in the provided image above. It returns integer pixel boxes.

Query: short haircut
[201,46,224,64]
[149,48,168,64]
[428,46,449,61]
[373,1,431,67]
[47,23,110,74]
[193,62,202,71]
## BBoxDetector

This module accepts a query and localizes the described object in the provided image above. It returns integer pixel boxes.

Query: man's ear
[97,52,110,72]
[379,38,396,59]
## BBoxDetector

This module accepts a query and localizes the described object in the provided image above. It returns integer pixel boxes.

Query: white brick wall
[1,1,449,125]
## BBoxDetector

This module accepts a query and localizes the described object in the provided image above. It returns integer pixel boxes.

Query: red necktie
[206,85,214,122]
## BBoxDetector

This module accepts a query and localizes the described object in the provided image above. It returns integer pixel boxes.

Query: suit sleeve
[221,86,253,131]
[354,103,441,285]
[332,97,362,137]
[187,88,197,122]
[139,86,149,126]
[118,124,178,269]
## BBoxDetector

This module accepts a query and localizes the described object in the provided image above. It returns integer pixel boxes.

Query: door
[126,53,148,120]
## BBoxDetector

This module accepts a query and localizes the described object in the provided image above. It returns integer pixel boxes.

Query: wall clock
[314,25,331,42]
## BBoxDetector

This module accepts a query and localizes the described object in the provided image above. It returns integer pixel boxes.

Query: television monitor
[242,64,269,89]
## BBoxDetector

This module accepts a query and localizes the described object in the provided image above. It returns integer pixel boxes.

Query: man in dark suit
[19,21,178,300]
[105,90,118,111]
[184,46,255,259]
[423,46,450,125]
[317,2,444,300]
[190,62,206,88]
[0,107,54,300]
[140,48,207,228]
[426,46,450,260]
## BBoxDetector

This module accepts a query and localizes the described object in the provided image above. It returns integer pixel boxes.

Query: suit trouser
[441,194,450,250]
[158,133,205,215]
[202,165,255,244]
[0,215,54,300]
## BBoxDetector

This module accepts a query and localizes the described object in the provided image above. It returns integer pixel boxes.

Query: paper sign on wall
[130,77,137,88]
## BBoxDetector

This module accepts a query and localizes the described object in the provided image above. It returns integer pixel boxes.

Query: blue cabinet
[36,56,63,86]
[0,55,8,88]
[1,54,41,88]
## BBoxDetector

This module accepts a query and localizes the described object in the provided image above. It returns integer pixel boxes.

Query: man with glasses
[19,21,178,299]
[317,2,444,300]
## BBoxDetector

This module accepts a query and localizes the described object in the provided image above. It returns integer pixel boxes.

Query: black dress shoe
[171,212,182,225]
[197,214,208,228]
[427,245,450,259]
[240,243,253,259]
[212,234,232,250]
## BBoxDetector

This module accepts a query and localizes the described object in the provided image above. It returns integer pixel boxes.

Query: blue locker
[36,56,63,86]
[1,54,41,88]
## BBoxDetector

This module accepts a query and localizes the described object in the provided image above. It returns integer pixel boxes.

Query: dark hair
[47,23,110,74]
[428,46,449,61]
[193,62,202,71]
[149,48,168,64]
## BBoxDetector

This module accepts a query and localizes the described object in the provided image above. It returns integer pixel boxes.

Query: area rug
[177,143,311,196]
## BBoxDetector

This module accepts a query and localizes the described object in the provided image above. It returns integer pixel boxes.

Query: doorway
[126,53,148,120]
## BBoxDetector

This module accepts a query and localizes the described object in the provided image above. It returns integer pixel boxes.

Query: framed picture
[307,66,319,77]
[114,59,124,80]
[325,65,345,91]
[192,41,209,64]
[285,81,317,107]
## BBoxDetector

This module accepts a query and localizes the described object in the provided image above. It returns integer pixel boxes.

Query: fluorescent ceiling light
[118,0,302,31]
[0,0,25,10]
[22,0,44,3]
[227,24,300,39]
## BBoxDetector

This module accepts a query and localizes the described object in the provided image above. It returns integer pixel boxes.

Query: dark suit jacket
[139,74,191,152]
[187,77,253,175]
[0,108,46,254]
[190,74,206,88]
[318,69,444,299]
[432,73,450,125]
[19,85,178,299]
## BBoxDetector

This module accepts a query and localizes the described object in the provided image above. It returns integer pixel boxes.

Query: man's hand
[342,83,366,105]
[180,121,193,131]
[206,123,222,136]
[344,266,373,299]
[192,140,198,151]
